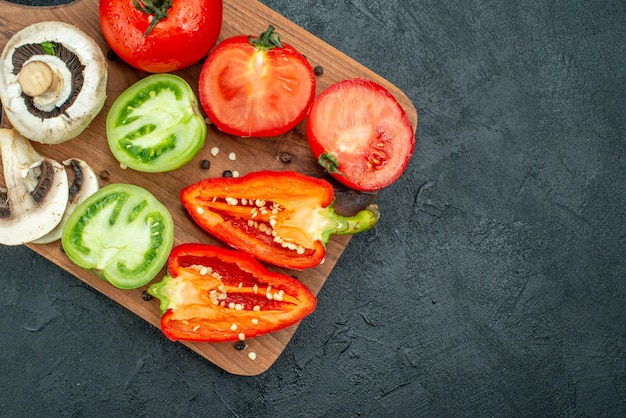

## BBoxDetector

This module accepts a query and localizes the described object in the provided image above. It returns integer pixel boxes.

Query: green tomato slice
[106,74,207,172]
[61,183,174,289]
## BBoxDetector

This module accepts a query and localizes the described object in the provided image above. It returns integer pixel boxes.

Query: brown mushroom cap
[0,21,107,144]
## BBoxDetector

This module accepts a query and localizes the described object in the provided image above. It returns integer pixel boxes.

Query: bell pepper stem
[321,203,379,244]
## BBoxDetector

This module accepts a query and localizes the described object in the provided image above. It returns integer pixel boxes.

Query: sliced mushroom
[0,21,107,144]
[32,158,100,244]
[0,128,69,245]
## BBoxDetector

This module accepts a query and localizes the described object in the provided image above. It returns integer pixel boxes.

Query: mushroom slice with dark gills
[0,21,107,144]
[0,128,69,245]
[32,158,100,244]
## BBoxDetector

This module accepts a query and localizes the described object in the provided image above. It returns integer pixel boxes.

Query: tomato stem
[249,25,283,50]
[132,0,173,38]
[318,152,346,176]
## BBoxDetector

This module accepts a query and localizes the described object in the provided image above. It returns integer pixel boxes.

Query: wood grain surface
[0,0,417,375]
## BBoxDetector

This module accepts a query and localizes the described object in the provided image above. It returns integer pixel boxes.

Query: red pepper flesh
[180,171,380,270]
[147,243,317,343]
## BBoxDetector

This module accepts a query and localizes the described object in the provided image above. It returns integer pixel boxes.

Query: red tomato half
[99,0,223,73]
[306,78,415,191]
[198,26,316,137]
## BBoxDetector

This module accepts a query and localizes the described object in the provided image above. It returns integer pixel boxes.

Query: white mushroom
[0,21,107,144]
[32,158,100,244]
[0,128,69,245]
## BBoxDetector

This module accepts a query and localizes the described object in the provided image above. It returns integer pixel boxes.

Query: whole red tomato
[100,0,223,73]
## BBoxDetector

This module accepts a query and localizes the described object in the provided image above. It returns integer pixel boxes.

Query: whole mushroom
[0,21,107,144]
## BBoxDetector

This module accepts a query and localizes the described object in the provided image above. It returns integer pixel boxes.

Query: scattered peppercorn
[314,65,324,76]
[142,290,152,301]
[235,340,247,350]
[222,170,233,177]
[99,170,110,180]
[106,49,118,61]
[278,151,293,164]
[200,159,211,169]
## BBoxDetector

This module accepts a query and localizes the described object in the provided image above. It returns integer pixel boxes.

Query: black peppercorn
[278,151,293,164]
[235,340,247,350]
[200,159,211,169]
[222,170,233,177]
[142,290,152,301]
[314,65,324,76]
[99,170,110,180]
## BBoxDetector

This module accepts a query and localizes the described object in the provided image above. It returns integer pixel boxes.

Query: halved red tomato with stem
[306,78,415,191]
[198,25,316,137]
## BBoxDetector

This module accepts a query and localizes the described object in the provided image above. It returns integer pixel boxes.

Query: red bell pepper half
[180,170,380,270]
[147,243,317,343]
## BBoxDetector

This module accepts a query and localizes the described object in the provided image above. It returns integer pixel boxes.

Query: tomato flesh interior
[307,78,415,191]
[62,184,174,289]
[199,36,316,137]
[107,74,206,173]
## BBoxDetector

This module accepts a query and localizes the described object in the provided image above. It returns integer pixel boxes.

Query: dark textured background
[1,0,625,416]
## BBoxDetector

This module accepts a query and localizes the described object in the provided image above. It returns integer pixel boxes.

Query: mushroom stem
[18,60,62,99]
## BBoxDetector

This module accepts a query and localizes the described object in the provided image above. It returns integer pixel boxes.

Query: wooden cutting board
[0,0,417,375]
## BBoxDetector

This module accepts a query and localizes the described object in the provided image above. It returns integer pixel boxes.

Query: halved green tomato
[106,74,207,172]
[61,183,175,289]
